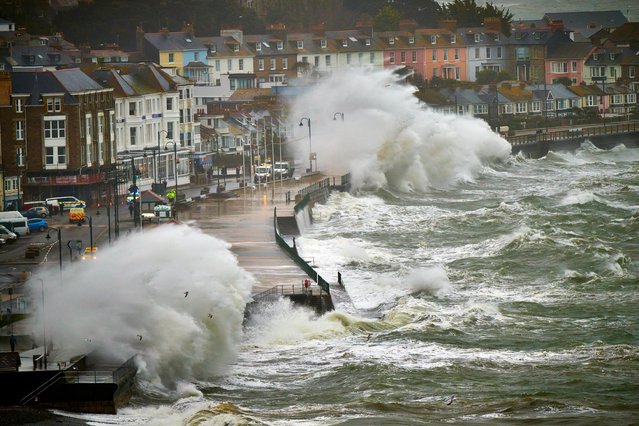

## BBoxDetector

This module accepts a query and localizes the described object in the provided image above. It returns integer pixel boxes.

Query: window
[593,53,599,60]
[454,48,459,60]
[85,115,92,141]
[342,39,348,47]
[369,52,374,63]
[586,95,596,107]
[215,59,220,70]
[412,50,417,63]
[179,109,184,123]
[258,58,264,70]
[277,41,283,50]
[443,49,448,60]
[474,33,481,42]
[239,59,244,70]
[400,51,406,63]
[256,43,261,51]
[516,103,527,113]
[168,53,174,63]
[130,127,137,145]
[194,52,199,61]
[302,56,308,63]
[630,66,636,78]
[612,94,622,104]
[409,36,415,44]
[297,40,303,49]
[610,67,616,77]
[320,39,327,48]
[473,104,488,114]
[551,62,568,73]
[270,58,276,70]
[15,98,23,113]
[486,47,491,59]
[228,59,233,71]
[455,67,460,80]
[626,93,636,104]
[233,44,239,52]
[609,53,615,61]
[366,38,371,46]
[314,56,319,67]
[531,101,541,112]
[282,58,288,69]
[44,119,65,138]
[590,66,606,77]
[389,37,394,45]
[389,52,395,64]
[430,35,436,44]
[497,47,502,59]
[16,147,24,167]
[129,102,136,116]
[16,120,24,140]
[45,146,66,166]
[325,55,331,66]
[433,68,438,77]
[451,35,456,44]
[46,97,61,112]
[432,49,437,61]
[475,47,480,59]
[167,122,174,139]
[572,61,577,72]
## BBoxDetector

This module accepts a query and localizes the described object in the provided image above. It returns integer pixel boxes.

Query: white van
[0,211,25,219]
[46,196,86,211]
[0,217,29,236]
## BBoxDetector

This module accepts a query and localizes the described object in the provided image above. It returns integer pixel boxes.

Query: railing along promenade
[507,121,639,146]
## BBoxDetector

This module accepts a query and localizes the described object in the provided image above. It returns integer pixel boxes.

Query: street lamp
[156,129,168,184]
[45,228,62,271]
[299,117,312,172]
[165,141,179,213]
[333,112,344,122]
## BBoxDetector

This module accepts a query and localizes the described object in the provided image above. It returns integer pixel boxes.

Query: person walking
[129,203,134,218]
[9,333,17,352]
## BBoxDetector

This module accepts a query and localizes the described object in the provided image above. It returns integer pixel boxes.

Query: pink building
[545,42,595,85]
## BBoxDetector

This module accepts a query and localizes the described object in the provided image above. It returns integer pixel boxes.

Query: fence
[508,122,639,146]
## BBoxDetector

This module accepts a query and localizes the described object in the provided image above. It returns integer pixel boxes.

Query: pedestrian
[128,203,134,218]
[9,333,17,352]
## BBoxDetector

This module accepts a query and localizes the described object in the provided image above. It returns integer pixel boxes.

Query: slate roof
[544,11,627,38]
[3,45,75,68]
[11,71,75,105]
[144,32,206,52]
[52,68,106,93]
[547,42,594,59]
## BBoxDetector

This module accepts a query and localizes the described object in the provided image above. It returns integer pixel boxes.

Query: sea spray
[29,225,253,392]
[288,68,511,191]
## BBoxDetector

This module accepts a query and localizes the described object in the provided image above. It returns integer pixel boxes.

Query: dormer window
[389,37,395,45]
[320,39,327,48]
[277,41,283,50]
[451,35,456,44]
[593,53,599,60]
[494,33,500,41]
[408,36,415,44]
[297,40,303,49]
[365,38,371,46]
[609,53,615,60]
[474,33,481,42]
[209,44,217,53]
[342,39,348,47]
[233,44,239,52]
[256,42,261,51]
[430,35,437,44]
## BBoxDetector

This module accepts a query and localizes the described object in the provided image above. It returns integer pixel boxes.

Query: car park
[23,206,49,218]
[27,218,49,232]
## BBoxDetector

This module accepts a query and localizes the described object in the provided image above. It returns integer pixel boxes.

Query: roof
[547,42,594,59]
[544,11,627,38]
[89,64,176,97]
[4,45,75,68]
[228,88,272,102]
[605,22,639,45]
[52,68,106,93]
[144,32,206,52]
[11,71,75,105]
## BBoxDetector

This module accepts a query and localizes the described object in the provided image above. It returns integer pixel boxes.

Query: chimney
[312,23,325,36]
[399,19,417,33]
[136,25,145,54]
[549,20,564,32]
[483,17,501,33]
[221,28,244,43]
[440,19,457,32]
[182,22,194,37]
[269,23,287,40]
[355,18,373,37]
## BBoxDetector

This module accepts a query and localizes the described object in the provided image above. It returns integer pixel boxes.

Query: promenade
[0,172,327,352]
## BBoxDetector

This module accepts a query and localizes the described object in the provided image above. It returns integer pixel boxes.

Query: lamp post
[333,112,344,122]
[165,141,178,215]
[46,228,62,271]
[299,117,312,172]
[78,216,94,257]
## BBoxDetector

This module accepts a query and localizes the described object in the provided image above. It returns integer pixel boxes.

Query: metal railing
[508,122,639,146]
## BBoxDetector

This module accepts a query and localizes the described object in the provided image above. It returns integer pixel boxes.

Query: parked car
[23,206,49,218]
[0,224,18,243]
[27,218,49,232]
[0,238,6,247]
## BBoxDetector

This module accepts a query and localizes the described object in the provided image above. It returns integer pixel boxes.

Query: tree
[441,0,513,36]
[374,5,402,31]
